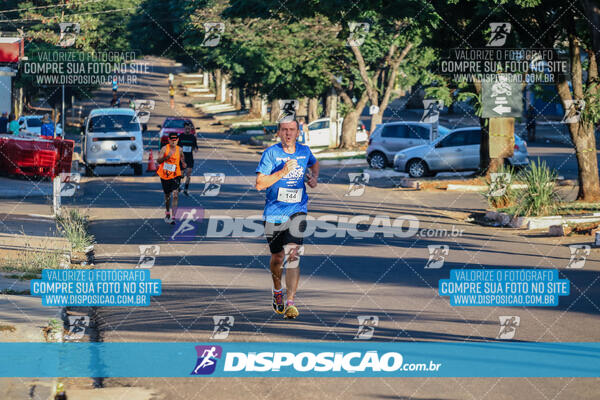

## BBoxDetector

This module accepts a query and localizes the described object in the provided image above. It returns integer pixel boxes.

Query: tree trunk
[249,94,262,119]
[308,97,319,122]
[555,33,600,201]
[340,110,360,148]
[223,75,231,104]
[339,93,369,149]
[297,97,308,119]
[325,88,336,117]
[269,99,279,122]
[370,112,383,134]
[232,87,240,110]
[240,88,247,110]
[214,69,222,102]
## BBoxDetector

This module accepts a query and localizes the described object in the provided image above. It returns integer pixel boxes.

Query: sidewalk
[0,176,52,199]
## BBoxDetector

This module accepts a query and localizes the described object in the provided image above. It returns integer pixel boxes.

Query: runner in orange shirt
[157,132,186,224]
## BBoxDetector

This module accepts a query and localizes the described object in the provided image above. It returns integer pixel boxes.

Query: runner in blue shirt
[255,119,319,319]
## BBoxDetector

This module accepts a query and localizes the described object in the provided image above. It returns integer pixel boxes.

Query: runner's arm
[156,146,169,164]
[255,159,296,190]
[179,147,187,169]
[256,170,286,191]
[307,160,319,188]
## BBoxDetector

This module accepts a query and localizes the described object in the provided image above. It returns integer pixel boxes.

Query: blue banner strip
[1,342,598,377]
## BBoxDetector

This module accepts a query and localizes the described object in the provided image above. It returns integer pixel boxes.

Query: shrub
[55,209,95,252]
[508,160,561,217]
[485,164,516,209]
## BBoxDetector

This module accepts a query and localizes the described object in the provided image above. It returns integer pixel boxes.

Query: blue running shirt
[256,143,317,223]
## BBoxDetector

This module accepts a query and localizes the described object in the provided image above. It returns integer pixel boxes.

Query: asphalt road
[66,58,600,399]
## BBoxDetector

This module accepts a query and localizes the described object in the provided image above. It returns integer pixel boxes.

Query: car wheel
[133,163,143,176]
[407,159,428,178]
[368,152,387,169]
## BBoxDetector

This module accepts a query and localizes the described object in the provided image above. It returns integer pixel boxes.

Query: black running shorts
[160,177,181,194]
[264,212,307,254]
[183,153,194,169]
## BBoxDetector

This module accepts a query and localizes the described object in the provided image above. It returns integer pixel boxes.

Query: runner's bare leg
[284,244,300,302]
[172,190,179,217]
[164,193,171,213]
[184,168,192,188]
[270,251,284,291]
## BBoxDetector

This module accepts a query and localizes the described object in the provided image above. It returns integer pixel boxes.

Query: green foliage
[507,160,561,217]
[456,91,482,117]
[485,164,516,209]
[55,209,95,252]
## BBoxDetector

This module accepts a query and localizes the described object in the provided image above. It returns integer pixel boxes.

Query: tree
[225,0,440,148]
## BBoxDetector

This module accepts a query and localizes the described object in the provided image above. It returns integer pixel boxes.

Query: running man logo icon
[425,245,449,269]
[497,316,520,339]
[347,22,370,47]
[488,173,511,197]
[133,100,155,123]
[201,23,225,47]
[191,345,223,375]
[58,22,80,47]
[64,316,89,341]
[561,100,586,124]
[277,100,299,123]
[354,315,379,339]
[487,22,511,47]
[567,245,590,269]
[421,100,444,124]
[346,173,370,197]
[171,208,203,241]
[60,173,80,197]
[202,173,225,196]
[211,316,235,339]
[136,245,160,268]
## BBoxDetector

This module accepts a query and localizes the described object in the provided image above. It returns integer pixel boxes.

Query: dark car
[157,117,196,147]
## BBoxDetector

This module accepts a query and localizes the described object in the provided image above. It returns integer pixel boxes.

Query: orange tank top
[157,145,182,179]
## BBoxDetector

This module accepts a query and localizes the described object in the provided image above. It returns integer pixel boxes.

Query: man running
[255,119,319,319]
[178,122,198,196]
[157,132,186,224]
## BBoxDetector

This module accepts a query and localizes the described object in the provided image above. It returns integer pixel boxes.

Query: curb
[484,210,600,230]
[319,158,366,166]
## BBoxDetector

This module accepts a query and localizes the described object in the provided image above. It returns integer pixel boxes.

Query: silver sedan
[393,127,529,178]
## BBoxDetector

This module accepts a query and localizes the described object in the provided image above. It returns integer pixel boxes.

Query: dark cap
[168,132,179,139]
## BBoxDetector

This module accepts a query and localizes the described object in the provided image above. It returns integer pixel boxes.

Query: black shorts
[264,212,307,254]
[183,153,194,169]
[160,177,181,194]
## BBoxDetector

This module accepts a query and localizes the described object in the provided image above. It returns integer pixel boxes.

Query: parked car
[393,127,529,178]
[17,115,63,136]
[83,108,144,176]
[305,117,367,147]
[157,117,195,147]
[260,118,367,147]
[366,122,450,169]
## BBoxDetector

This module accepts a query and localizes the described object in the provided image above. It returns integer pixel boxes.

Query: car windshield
[27,118,42,127]
[89,115,140,133]
[163,119,187,128]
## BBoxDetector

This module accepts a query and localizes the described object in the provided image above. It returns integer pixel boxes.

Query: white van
[83,108,144,176]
